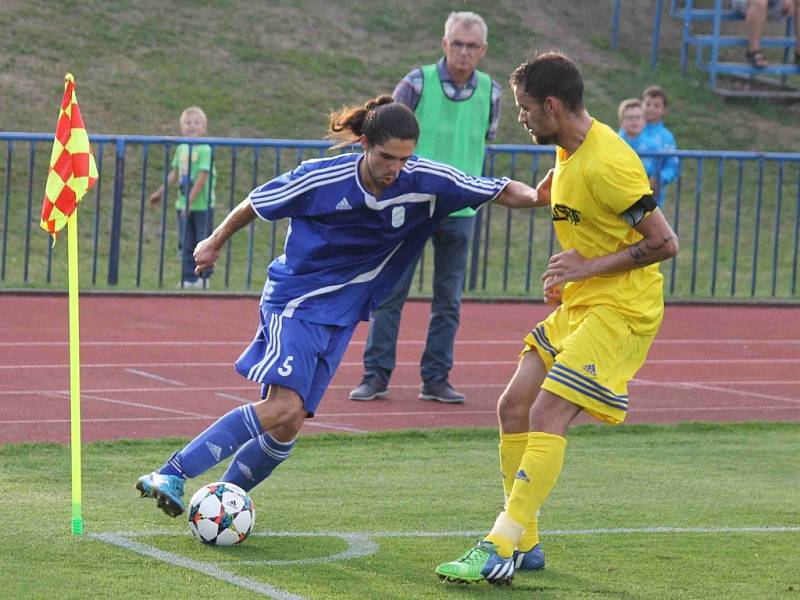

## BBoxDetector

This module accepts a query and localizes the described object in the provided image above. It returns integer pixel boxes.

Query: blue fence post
[651,0,664,68]
[108,137,126,285]
[1,141,11,280]
[611,0,622,50]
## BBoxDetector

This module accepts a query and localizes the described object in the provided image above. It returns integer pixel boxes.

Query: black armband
[620,194,657,227]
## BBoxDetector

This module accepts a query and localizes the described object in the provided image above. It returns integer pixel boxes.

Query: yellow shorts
[522,304,656,424]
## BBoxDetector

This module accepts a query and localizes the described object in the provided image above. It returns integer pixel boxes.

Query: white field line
[90,526,800,600]
[302,422,367,433]
[90,532,306,600]
[636,379,800,405]
[125,368,186,386]
[45,391,209,417]
[4,380,799,397]
[3,338,800,347]
[214,392,250,403]
[4,357,800,370]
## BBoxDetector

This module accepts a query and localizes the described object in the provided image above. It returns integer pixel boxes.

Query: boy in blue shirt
[638,85,679,209]
[135,95,547,518]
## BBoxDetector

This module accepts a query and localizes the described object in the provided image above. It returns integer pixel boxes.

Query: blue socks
[221,431,296,492]
[158,404,262,479]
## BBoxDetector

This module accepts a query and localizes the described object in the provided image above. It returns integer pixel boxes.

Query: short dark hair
[642,85,668,107]
[509,52,584,112]
[328,95,419,148]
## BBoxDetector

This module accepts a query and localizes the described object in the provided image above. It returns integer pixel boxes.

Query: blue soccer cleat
[135,471,186,517]
[513,543,545,570]
[436,541,515,585]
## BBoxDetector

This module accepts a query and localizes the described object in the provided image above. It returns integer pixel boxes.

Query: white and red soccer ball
[188,482,256,546]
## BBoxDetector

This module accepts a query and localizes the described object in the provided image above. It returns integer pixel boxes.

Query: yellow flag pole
[68,210,83,535]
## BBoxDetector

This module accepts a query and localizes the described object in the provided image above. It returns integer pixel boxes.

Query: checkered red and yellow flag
[40,73,98,239]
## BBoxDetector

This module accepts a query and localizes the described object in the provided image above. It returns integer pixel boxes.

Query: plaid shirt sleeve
[392,68,424,111]
[486,79,502,142]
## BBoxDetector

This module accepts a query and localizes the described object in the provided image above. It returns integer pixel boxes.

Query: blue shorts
[234,305,357,416]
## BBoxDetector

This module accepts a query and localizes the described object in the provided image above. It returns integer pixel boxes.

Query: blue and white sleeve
[417,159,509,213]
[246,163,317,221]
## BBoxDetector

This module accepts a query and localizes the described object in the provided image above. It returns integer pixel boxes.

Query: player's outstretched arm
[542,209,679,292]
[194,198,257,275]
[494,180,547,208]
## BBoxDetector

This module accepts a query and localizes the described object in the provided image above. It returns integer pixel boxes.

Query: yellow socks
[486,431,567,557]
[499,431,540,551]
[499,432,528,502]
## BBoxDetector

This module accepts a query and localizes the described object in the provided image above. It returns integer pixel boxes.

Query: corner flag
[41,73,98,536]
[40,72,98,239]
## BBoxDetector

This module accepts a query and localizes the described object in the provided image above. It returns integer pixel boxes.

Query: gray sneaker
[419,380,465,404]
[349,377,389,401]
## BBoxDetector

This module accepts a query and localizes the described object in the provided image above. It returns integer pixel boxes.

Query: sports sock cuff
[528,431,567,447]
[500,432,529,443]
[257,431,296,459]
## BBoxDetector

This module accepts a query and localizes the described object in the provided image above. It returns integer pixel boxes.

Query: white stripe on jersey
[410,163,507,197]
[281,240,405,318]
[405,157,502,192]
[249,161,356,208]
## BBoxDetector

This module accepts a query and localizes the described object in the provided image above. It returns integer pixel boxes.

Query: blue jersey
[247,152,509,325]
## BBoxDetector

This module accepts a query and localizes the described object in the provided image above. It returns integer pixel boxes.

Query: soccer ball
[187,482,256,546]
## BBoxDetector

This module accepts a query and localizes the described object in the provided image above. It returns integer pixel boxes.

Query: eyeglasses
[448,40,483,53]
[622,114,644,121]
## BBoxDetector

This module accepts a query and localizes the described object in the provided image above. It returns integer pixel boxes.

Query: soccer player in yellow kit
[436,52,679,585]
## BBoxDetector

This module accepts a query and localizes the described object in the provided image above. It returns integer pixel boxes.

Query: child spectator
[617,98,646,149]
[638,86,679,210]
[149,106,216,288]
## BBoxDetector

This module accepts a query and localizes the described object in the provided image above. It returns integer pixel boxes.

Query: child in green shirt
[149,106,216,288]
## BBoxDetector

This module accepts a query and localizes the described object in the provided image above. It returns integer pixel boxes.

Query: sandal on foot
[746,49,768,68]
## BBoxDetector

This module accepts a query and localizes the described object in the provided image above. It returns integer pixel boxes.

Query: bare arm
[542,208,679,291]
[494,168,554,209]
[148,169,178,204]
[194,198,258,275]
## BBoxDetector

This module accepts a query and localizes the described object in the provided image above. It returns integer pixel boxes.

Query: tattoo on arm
[629,236,676,264]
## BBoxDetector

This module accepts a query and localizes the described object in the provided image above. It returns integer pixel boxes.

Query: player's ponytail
[328,95,419,149]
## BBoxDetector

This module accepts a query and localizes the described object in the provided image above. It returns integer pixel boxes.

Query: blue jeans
[177,209,214,282]
[363,215,475,386]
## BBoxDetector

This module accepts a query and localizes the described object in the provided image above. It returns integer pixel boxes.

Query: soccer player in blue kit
[136,95,546,517]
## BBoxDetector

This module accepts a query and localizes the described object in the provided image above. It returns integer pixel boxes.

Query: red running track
[1,294,799,444]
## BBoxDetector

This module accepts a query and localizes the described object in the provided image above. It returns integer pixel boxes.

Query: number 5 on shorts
[278,356,294,377]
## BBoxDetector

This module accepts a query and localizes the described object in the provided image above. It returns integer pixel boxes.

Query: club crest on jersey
[391,206,405,228]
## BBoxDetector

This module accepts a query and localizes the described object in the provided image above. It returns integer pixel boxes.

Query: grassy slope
[1,0,799,149]
[1,1,799,296]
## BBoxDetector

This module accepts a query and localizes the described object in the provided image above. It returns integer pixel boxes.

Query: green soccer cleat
[135,471,186,517]
[436,541,515,585]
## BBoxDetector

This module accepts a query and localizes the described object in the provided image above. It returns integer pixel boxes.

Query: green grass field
[3,423,798,599]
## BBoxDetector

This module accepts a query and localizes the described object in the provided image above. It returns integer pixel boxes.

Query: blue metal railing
[1,132,799,300]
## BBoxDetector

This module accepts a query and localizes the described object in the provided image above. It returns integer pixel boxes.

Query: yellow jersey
[551,119,663,335]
